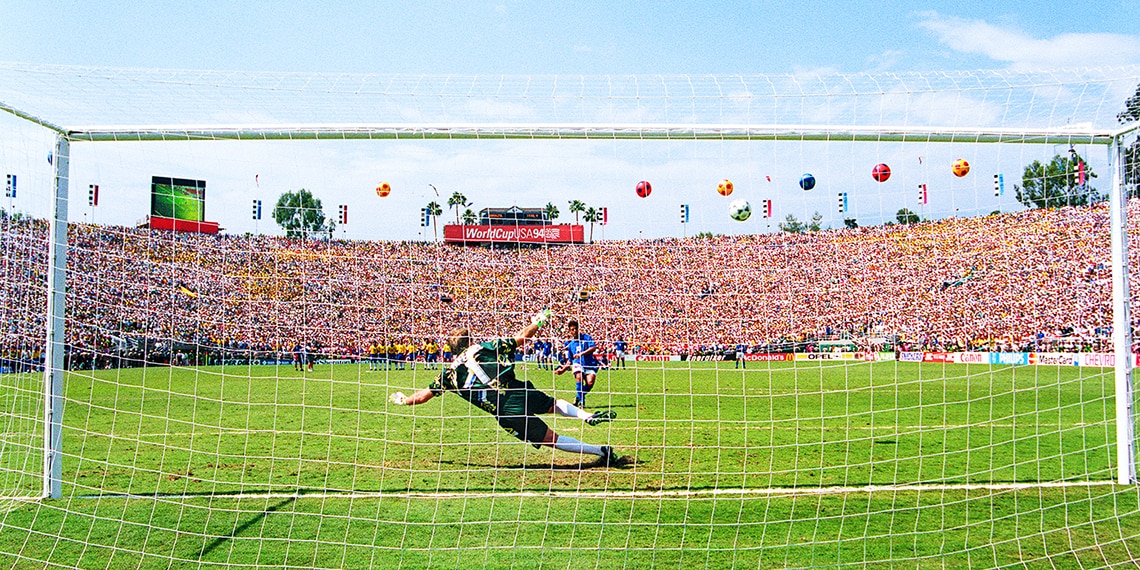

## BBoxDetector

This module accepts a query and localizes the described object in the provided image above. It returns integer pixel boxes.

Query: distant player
[532,339,547,369]
[613,336,627,369]
[734,343,746,369]
[423,339,439,370]
[388,310,620,466]
[394,341,406,371]
[379,340,391,371]
[298,344,310,372]
[556,319,600,407]
[292,343,303,371]
[542,338,556,370]
[368,341,380,371]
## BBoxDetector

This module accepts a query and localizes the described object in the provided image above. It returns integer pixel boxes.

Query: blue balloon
[799,173,816,191]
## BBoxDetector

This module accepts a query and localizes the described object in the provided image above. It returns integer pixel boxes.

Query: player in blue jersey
[533,339,548,370]
[540,338,555,370]
[613,337,627,369]
[555,319,600,407]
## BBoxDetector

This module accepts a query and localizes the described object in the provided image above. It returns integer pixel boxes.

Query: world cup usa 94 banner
[443,224,584,244]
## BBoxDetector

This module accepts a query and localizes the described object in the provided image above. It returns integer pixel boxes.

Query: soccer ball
[375,182,391,197]
[728,199,752,221]
[717,179,734,196]
[872,163,891,182]
[799,173,816,191]
[636,180,652,198]
[952,159,970,177]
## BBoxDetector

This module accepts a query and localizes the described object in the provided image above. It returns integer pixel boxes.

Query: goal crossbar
[56,123,1125,145]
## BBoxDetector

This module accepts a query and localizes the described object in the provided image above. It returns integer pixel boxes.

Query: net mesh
[0,64,1138,568]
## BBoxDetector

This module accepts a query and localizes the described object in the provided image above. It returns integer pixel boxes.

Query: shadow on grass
[591,403,638,410]
[439,454,642,471]
[197,495,296,559]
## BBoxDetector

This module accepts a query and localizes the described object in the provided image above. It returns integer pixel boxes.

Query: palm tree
[544,202,560,224]
[568,199,586,224]
[448,191,469,225]
[583,207,600,243]
[426,201,442,241]
[461,208,477,225]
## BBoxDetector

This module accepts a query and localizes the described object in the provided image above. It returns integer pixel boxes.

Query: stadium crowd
[0,201,1133,370]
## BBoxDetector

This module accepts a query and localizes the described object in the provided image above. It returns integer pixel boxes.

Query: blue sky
[5,2,1140,74]
[2,2,1139,240]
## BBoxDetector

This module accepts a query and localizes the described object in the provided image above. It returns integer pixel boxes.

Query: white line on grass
[72,480,1120,502]
[123,422,1101,438]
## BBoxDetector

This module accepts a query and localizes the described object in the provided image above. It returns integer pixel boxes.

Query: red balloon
[636,180,652,198]
[872,163,891,182]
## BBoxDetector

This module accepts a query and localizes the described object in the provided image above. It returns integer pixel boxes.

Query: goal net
[1,63,1139,568]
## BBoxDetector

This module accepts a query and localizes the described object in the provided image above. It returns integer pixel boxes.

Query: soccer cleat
[599,446,620,467]
[586,409,617,426]
[574,398,584,408]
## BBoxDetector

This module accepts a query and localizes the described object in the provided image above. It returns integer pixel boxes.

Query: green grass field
[2,360,1139,568]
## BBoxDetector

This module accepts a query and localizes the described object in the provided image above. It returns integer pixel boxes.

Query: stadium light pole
[43,134,68,499]
[1110,133,1137,485]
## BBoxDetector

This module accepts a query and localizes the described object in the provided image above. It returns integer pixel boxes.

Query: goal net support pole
[42,134,68,499]
[1111,132,1138,485]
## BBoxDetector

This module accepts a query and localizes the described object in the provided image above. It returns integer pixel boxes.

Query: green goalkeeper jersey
[428,338,522,412]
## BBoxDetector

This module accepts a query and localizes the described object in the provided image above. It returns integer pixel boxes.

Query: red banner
[443,224,583,244]
[922,352,953,363]
[149,216,219,234]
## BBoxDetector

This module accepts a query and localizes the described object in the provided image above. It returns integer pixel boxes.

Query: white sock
[554,399,593,420]
[553,435,604,457]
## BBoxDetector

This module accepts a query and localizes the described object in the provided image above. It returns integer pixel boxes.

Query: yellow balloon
[717,179,734,196]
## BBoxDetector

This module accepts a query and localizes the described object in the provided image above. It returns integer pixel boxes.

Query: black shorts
[495,381,556,447]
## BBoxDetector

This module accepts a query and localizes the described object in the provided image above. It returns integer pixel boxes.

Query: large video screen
[151,176,205,221]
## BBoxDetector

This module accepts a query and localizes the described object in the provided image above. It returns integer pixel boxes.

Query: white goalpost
[1,63,1140,567]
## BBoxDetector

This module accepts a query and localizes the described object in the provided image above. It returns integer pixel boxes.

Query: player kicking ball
[388,310,621,466]
[554,319,600,407]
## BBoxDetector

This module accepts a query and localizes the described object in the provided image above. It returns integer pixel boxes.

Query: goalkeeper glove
[389,392,407,406]
[531,308,554,328]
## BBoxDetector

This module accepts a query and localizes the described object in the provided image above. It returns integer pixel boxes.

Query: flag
[177,282,199,298]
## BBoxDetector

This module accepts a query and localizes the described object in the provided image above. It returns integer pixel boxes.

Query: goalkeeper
[389,310,621,466]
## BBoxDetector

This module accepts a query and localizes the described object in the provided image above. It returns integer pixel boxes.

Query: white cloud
[917,12,1140,70]
[866,50,904,72]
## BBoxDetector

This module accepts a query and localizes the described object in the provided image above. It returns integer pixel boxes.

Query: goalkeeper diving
[388,309,621,466]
